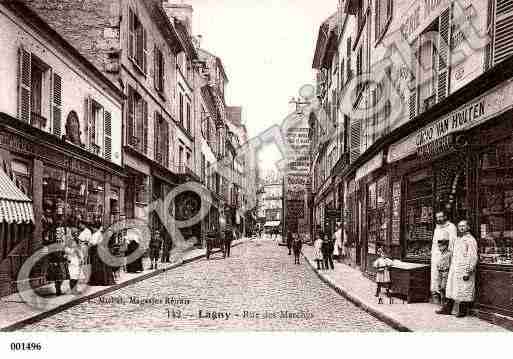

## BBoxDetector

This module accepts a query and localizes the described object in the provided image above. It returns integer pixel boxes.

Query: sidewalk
[302,245,508,332]
[0,239,247,332]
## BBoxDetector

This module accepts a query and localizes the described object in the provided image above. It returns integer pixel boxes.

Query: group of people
[431,211,478,318]
[42,210,118,296]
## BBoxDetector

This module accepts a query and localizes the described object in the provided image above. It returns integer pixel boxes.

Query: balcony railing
[31,112,47,130]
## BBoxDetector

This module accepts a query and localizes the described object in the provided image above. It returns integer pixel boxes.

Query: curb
[1,241,247,332]
[302,251,411,332]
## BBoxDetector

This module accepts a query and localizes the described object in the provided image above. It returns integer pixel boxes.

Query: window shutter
[493,0,513,64]
[52,73,62,138]
[142,100,148,154]
[129,9,135,60]
[349,118,361,163]
[154,111,160,162]
[438,8,451,102]
[143,29,148,74]
[18,47,31,123]
[85,97,92,150]
[163,119,169,168]
[154,46,159,91]
[409,39,419,121]
[127,87,135,146]
[104,110,112,161]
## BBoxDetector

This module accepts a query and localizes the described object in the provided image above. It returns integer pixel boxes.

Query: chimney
[162,1,193,35]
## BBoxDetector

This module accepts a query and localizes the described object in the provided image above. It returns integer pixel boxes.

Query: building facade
[310,0,513,328]
[0,0,125,296]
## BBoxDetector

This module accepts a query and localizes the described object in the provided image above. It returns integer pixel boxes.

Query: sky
[187,0,339,172]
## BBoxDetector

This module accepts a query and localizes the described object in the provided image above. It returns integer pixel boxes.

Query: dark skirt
[126,241,143,273]
[88,245,115,286]
[46,256,68,282]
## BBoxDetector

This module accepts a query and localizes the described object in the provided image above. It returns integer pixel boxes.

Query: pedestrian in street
[65,231,84,294]
[430,210,457,304]
[373,248,393,299]
[161,231,172,263]
[88,223,116,286]
[126,232,143,273]
[149,230,163,270]
[435,235,452,314]
[78,221,92,265]
[333,223,343,263]
[314,233,324,270]
[224,227,234,258]
[321,233,335,270]
[292,234,302,265]
[441,220,478,318]
[42,206,68,296]
[287,231,293,255]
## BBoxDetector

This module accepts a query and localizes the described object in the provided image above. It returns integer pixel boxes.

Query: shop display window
[479,141,513,266]
[67,173,87,224]
[42,166,66,215]
[86,179,104,224]
[405,170,433,259]
[367,176,389,254]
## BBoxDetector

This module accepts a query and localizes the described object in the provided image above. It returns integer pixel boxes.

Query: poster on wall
[392,181,402,245]
[284,113,311,235]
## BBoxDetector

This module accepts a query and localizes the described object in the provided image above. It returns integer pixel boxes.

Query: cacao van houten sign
[388,78,513,163]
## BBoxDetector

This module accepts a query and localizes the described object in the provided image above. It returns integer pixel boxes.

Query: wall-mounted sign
[391,181,402,245]
[355,152,383,182]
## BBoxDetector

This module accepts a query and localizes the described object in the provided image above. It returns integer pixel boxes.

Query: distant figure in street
[431,210,457,304]
[333,223,343,263]
[126,233,143,273]
[161,231,172,263]
[149,230,163,270]
[292,234,302,265]
[435,235,452,314]
[224,227,234,258]
[442,220,478,318]
[321,234,335,270]
[314,234,324,270]
[373,248,393,300]
[287,231,293,255]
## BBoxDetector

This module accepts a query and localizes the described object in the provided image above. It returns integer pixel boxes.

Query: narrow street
[21,242,392,332]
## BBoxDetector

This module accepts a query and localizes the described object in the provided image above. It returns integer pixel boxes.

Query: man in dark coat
[43,208,68,295]
[292,234,302,265]
[286,231,293,255]
[224,227,234,258]
[161,231,172,263]
[321,233,335,270]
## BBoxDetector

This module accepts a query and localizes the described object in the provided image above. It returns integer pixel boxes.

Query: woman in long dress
[88,224,115,286]
[126,232,143,273]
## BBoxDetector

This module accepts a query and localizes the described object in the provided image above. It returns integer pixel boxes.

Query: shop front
[0,115,126,297]
[386,78,513,328]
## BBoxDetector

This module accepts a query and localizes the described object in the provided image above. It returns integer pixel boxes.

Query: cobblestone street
[21,241,392,332]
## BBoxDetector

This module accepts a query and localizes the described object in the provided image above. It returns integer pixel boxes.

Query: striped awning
[0,169,34,224]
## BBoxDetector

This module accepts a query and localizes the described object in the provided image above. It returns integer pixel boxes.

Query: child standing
[314,233,324,270]
[435,236,452,314]
[373,248,393,299]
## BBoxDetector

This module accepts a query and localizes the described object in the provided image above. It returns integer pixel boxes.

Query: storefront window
[367,176,389,254]
[11,160,32,198]
[86,179,104,224]
[479,141,513,266]
[67,173,87,224]
[405,170,433,259]
[42,166,66,216]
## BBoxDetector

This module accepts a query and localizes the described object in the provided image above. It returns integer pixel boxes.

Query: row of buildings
[0,0,257,297]
[307,0,513,328]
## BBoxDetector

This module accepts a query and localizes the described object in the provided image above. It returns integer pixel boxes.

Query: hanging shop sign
[355,151,384,182]
[388,79,513,163]
[391,181,402,245]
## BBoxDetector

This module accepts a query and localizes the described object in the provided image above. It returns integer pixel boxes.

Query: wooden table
[389,261,430,303]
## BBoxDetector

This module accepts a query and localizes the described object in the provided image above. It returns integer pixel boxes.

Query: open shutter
[349,118,362,163]
[154,111,160,162]
[142,100,148,154]
[154,45,159,91]
[163,119,169,168]
[438,8,451,103]
[493,0,513,64]
[52,73,62,137]
[104,110,112,161]
[409,38,419,121]
[127,87,135,147]
[18,47,31,123]
[85,97,92,150]
[128,9,135,60]
[143,28,148,74]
